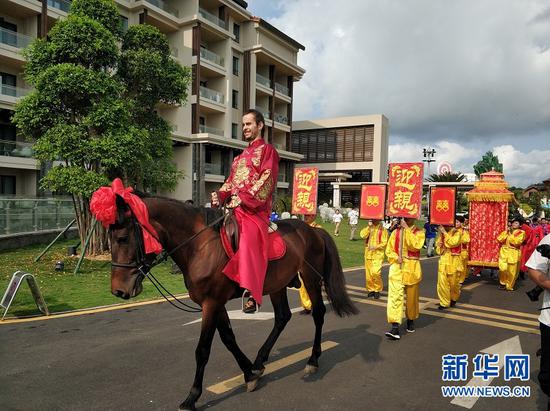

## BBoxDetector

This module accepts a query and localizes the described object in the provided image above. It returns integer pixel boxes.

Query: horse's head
[109,195,156,299]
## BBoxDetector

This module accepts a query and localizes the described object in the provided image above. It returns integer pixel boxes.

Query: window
[0,19,18,47]
[232,56,239,76]
[231,123,238,139]
[232,90,238,109]
[0,72,16,97]
[0,175,16,195]
[119,15,129,33]
[233,23,240,43]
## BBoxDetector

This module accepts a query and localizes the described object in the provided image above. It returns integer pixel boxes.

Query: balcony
[274,82,289,96]
[199,8,227,30]
[199,124,224,137]
[256,107,270,120]
[48,0,71,13]
[200,47,224,68]
[204,163,222,175]
[1,84,31,99]
[256,73,271,89]
[199,86,224,105]
[0,139,34,158]
[0,27,33,49]
[273,113,288,125]
[144,0,179,17]
[277,174,287,182]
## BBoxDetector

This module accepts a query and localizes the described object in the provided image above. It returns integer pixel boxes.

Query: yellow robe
[497,229,526,291]
[360,224,388,292]
[436,228,465,307]
[385,226,425,324]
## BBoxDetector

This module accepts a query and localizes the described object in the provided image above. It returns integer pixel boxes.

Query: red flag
[429,187,456,225]
[291,167,319,214]
[360,184,386,219]
[387,163,424,219]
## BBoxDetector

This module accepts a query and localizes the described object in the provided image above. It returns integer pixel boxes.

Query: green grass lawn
[0,218,428,318]
[0,239,185,318]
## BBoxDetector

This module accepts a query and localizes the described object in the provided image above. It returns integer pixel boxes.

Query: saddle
[220,211,286,261]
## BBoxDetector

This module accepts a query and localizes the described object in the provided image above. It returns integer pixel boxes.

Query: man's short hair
[244,109,265,137]
[456,215,465,223]
[511,217,523,224]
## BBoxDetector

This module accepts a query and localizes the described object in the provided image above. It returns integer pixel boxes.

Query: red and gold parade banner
[429,187,456,226]
[360,184,387,220]
[387,163,424,219]
[291,167,319,215]
[466,171,514,268]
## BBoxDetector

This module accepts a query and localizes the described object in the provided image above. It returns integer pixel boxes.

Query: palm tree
[427,171,466,182]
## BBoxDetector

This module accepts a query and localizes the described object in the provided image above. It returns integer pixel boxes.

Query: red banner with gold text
[387,163,424,219]
[291,167,319,215]
[360,184,387,220]
[429,187,456,225]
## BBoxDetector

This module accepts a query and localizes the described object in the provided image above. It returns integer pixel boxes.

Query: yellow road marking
[347,284,538,319]
[0,294,190,325]
[206,340,339,395]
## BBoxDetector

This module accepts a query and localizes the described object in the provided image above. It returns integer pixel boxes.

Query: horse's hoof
[178,401,196,411]
[304,364,318,375]
[246,378,259,392]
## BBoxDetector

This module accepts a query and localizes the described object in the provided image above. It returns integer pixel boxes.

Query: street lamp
[423,147,437,179]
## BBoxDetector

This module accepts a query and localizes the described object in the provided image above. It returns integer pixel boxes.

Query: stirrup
[242,290,259,314]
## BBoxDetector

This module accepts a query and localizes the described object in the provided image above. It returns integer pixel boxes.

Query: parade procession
[1,0,550,410]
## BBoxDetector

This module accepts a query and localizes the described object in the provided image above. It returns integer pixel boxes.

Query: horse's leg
[302,269,326,375]
[179,300,219,411]
[248,289,292,392]
[216,307,255,382]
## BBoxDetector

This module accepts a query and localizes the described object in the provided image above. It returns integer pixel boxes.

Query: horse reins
[111,211,227,313]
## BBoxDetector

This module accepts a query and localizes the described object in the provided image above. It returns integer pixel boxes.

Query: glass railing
[0,139,34,158]
[275,82,289,96]
[0,84,31,99]
[204,163,222,175]
[0,197,75,235]
[200,48,224,67]
[199,86,224,104]
[0,27,33,49]
[144,0,179,17]
[47,0,72,13]
[273,113,289,125]
[256,73,272,89]
[277,174,287,182]
[256,107,270,120]
[199,8,227,29]
[198,124,224,136]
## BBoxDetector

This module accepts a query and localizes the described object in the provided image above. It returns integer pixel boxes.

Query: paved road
[0,258,546,410]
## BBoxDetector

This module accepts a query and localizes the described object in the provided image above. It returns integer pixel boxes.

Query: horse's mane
[134,190,224,230]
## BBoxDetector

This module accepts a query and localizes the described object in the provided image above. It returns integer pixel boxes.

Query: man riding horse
[211,109,279,313]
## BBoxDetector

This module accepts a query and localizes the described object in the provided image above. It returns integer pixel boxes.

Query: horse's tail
[317,228,358,317]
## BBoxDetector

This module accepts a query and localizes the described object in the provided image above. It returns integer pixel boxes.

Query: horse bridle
[110,216,150,273]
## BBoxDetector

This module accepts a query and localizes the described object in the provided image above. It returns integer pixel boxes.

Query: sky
[247,0,550,187]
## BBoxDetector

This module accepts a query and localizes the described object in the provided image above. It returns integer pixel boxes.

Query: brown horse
[108,194,357,411]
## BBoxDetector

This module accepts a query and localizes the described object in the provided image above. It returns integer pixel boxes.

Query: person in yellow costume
[298,214,323,314]
[458,217,471,284]
[497,218,526,291]
[360,219,388,299]
[436,216,468,310]
[385,218,425,340]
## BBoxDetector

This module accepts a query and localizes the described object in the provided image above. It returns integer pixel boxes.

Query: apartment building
[292,115,389,207]
[0,0,305,203]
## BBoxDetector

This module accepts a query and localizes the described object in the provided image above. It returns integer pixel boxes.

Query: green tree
[473,151,503,177]
[427,171,466,182]
[13,0,191,255]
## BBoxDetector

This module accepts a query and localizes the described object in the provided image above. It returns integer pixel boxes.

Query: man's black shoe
[243,298,257,314]
[438,304,448,310]
[450,300,456,307]
[299,309,311,315]
[367,291,375,298]
[374,292,380,299]
[406,319,415,333]
[385,323,400,340]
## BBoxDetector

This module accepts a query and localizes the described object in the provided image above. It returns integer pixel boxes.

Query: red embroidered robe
[216,138,279,304]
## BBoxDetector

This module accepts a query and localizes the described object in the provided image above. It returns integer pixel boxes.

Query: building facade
[0,0,305,203]
[291,115,389,207]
